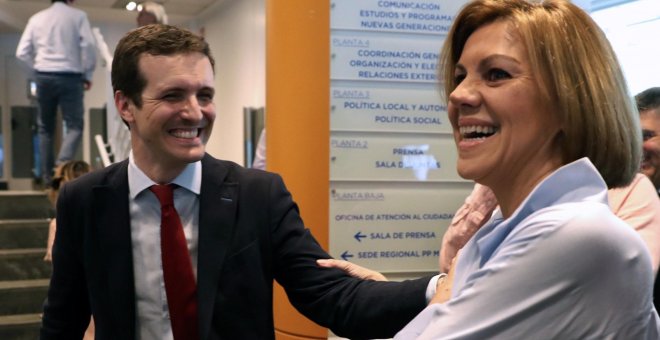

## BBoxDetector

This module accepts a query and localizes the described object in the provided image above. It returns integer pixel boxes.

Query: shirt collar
[473,157,609,265]
[128,151,202,199]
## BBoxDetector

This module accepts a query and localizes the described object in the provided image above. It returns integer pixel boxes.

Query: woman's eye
[454,73,466,85]
[486,68,511,82]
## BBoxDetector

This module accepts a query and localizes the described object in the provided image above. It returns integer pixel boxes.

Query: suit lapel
[197,155,238,339]
[91,160,136,337]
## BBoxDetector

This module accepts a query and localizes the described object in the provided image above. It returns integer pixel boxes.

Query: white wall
[0,33,23,181]
[194,0,266,165]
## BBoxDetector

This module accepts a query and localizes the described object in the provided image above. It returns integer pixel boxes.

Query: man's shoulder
[68,160,128,189]
[203,154,279,179]
[201,154,285,193]
[40,2,88,18]
[28,5,85,27]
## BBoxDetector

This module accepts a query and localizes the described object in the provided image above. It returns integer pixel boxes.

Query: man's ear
[115,91,135,124]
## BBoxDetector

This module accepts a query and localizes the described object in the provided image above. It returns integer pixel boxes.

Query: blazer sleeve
[40,182,91,339]
[267,173,430,339]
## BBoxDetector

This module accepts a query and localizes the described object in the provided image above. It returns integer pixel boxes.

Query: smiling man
[637,87,660,196]
[39,24,433,340]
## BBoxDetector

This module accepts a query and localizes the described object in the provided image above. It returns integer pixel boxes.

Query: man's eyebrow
[156,84,215,93]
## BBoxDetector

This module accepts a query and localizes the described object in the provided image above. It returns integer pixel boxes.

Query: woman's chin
[456,165,480,181]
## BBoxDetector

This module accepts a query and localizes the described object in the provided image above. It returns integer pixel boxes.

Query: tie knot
[150,184,175,207]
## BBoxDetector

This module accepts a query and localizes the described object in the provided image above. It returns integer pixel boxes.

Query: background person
[137,1,168,27]
[15,0,96,186]
[40,24,437,340]
[635,87,660,313]
[252,128,266,170]
[43,160,94,339]
[394,0,659,338]
[44,160,92,262]
[637,87,660,195]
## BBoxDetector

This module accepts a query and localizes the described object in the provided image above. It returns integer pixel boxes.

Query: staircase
[0,191,52,339]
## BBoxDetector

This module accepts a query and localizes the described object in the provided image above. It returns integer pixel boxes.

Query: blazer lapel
[197,155,238,339]
[91,160,136,338]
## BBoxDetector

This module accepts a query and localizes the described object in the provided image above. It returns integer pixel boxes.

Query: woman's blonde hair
[440,0,640,188]
[47,160,91,206]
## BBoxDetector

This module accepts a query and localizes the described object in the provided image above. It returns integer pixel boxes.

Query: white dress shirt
[128,153,201,340]
[15,2,97,80]
[396,158,660,339]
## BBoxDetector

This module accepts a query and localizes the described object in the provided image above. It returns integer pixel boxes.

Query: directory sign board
[330,134,461,182]
[329,0,471,273]
[329,184,469,272]
[331,85,450,133]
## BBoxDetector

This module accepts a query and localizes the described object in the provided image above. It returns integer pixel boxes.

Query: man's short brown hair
[111,24,214,108]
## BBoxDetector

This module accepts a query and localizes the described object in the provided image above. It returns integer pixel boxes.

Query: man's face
[117,52,215,174]
[640,109,660,190]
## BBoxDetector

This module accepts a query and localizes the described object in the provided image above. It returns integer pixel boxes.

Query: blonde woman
[394,0,659,338]
[45,160,91,261]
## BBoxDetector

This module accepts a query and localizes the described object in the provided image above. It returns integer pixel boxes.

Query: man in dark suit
[40,24,432,340]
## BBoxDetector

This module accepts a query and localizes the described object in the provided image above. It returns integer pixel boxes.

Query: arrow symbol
[354,231,367,242]
[341,251,353,261]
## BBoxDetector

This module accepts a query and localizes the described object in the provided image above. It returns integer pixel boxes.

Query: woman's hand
[317,259,388,281]
[440,183,497,272]
[430,253,458,305]
[44,218,57,262]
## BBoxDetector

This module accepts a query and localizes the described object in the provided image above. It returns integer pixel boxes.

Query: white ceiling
[0,0,225,33]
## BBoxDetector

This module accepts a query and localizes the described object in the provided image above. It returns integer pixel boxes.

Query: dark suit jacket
[40,154,430,340]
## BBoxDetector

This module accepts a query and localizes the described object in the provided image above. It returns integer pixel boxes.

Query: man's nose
[643,137,660,155]
[181,96,203,120]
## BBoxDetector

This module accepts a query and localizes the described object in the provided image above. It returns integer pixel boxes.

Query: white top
[16,2,96,80]
[396,158,660,339]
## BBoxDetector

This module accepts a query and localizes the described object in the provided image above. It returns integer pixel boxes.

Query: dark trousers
[35,72,84,182]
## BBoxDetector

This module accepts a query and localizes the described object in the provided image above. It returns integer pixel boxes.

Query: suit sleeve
[40,183,91,339]
[267,173,431,339]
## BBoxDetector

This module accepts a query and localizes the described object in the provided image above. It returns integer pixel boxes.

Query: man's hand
[83,80,92,91]
[317,259,388,281]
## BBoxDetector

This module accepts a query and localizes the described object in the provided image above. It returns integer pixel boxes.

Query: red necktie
[150,184,199,340]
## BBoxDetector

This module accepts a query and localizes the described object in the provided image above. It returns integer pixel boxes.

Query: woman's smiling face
[448,19,564,194]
